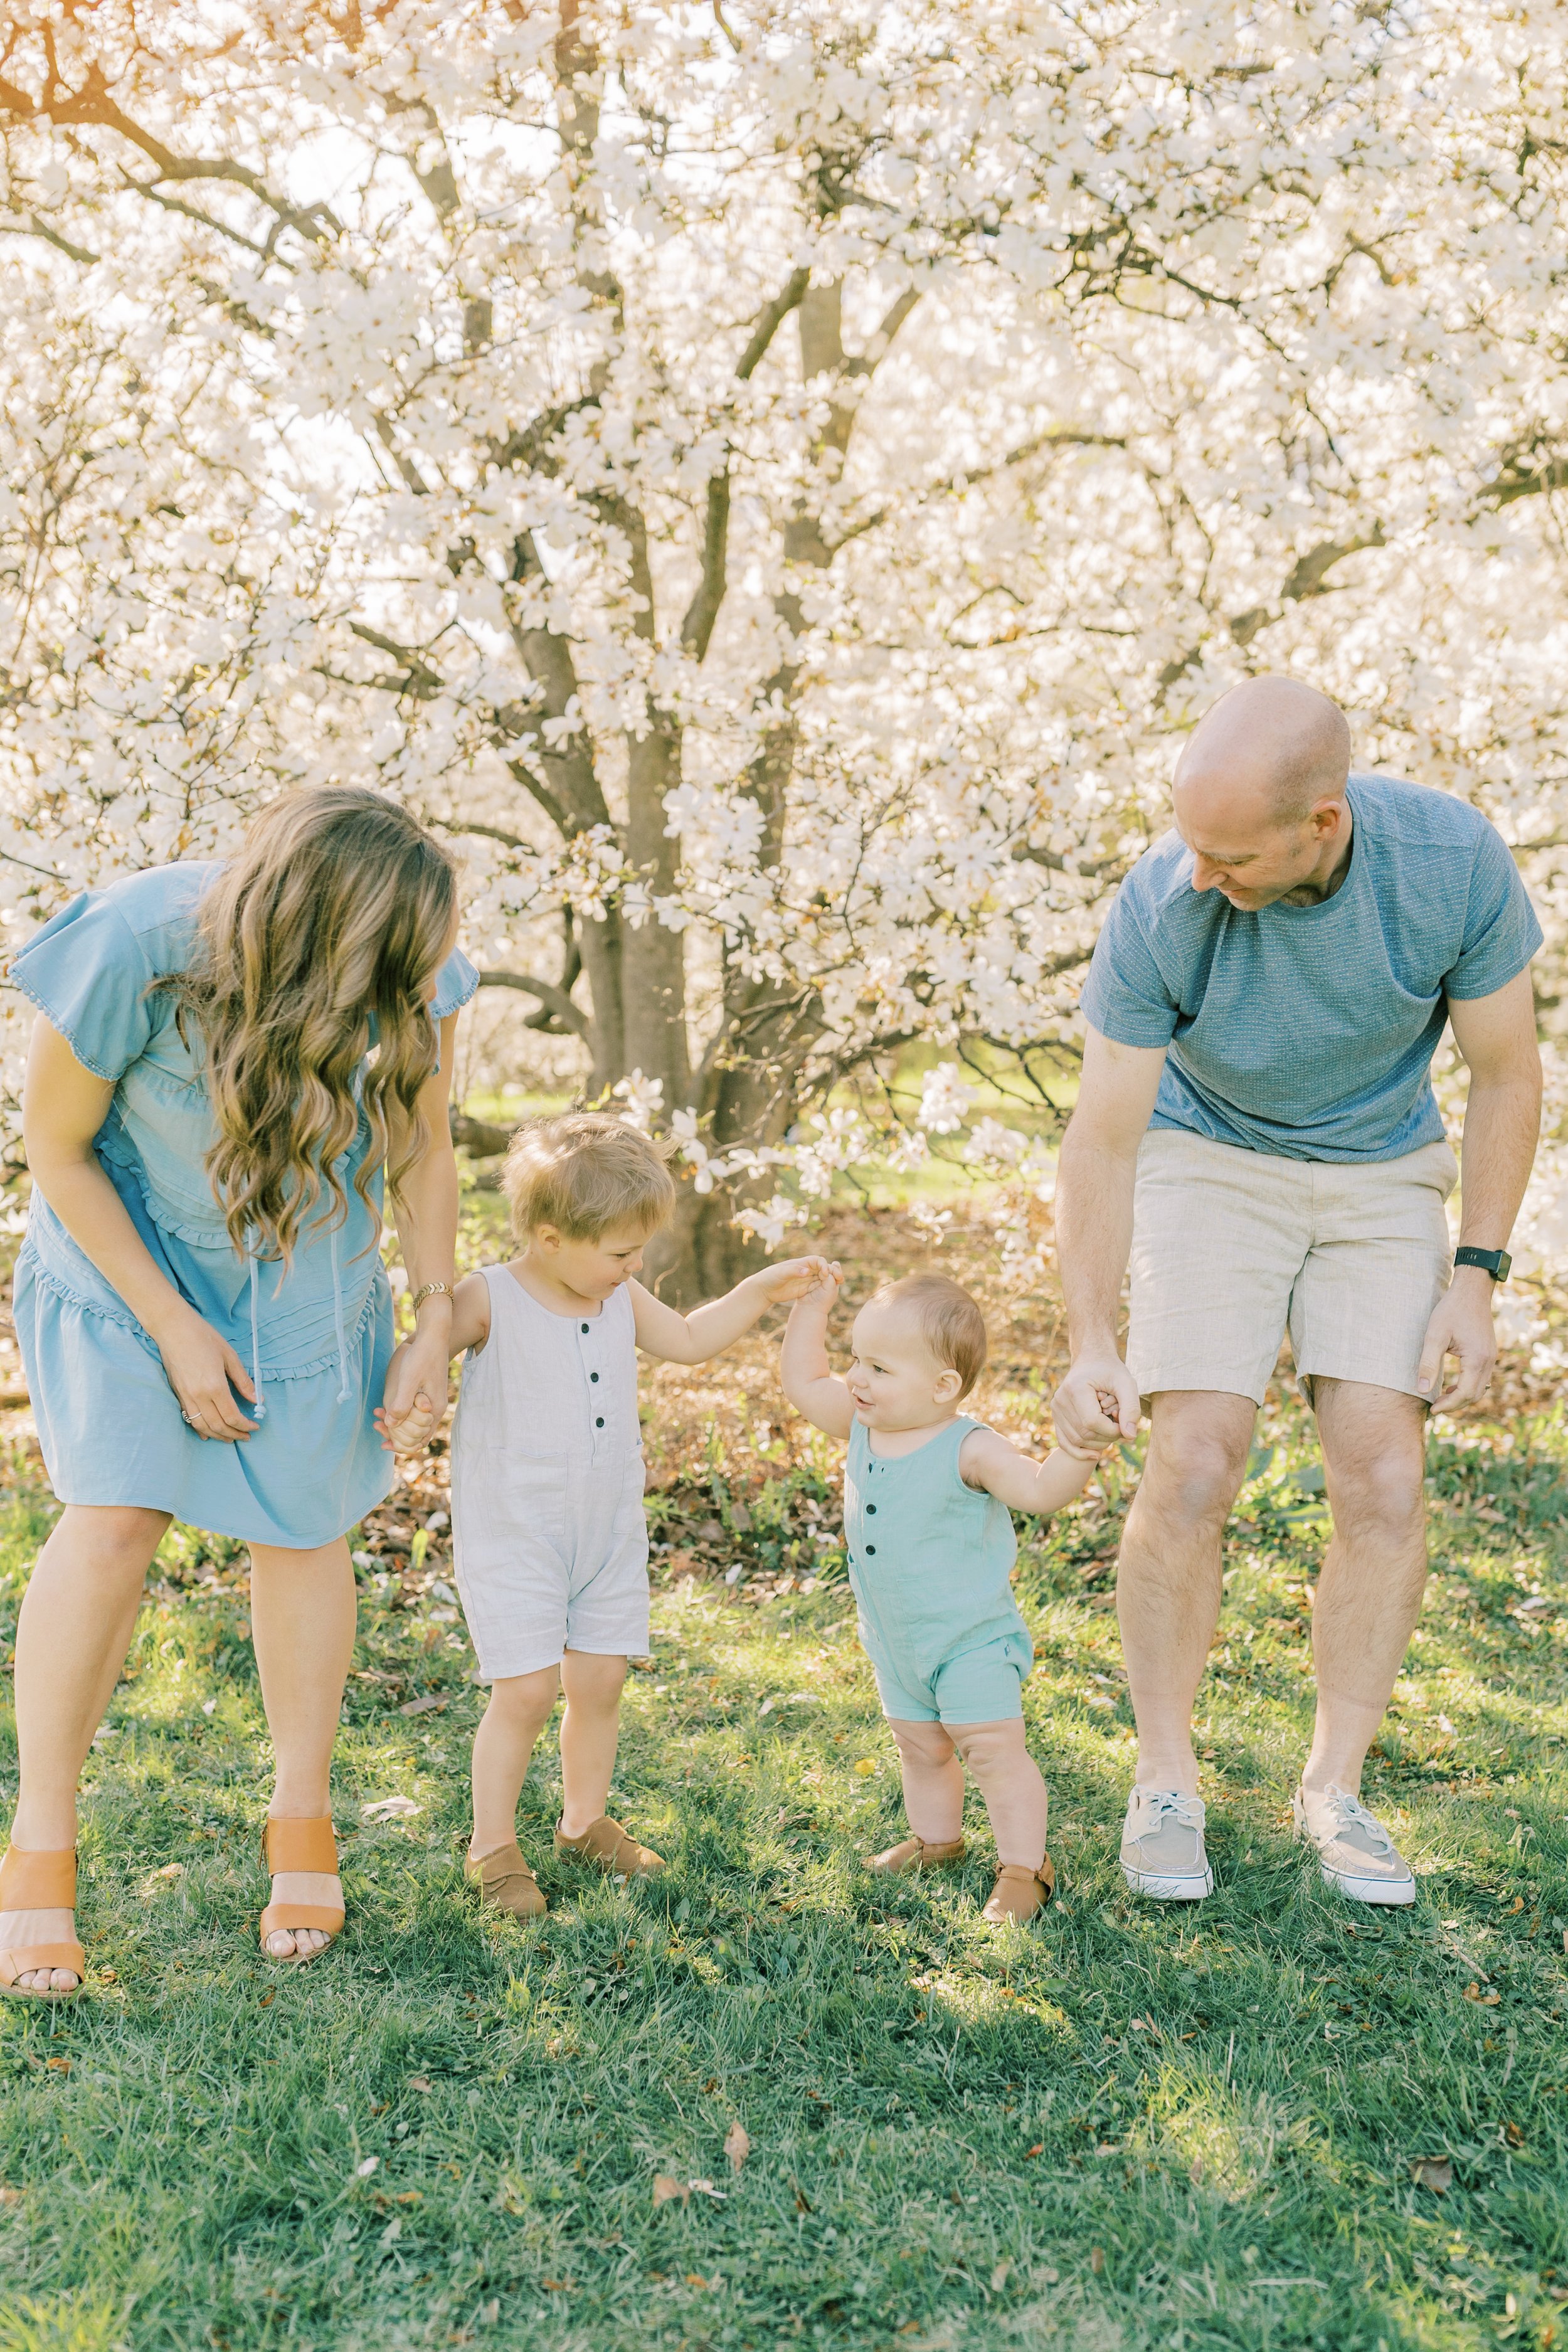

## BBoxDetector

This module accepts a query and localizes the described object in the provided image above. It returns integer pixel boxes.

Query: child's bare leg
[888,1718,967,1843]
[470,1666,560,1856]
[558,1650,628,1836]
[948,1719,1049,1870]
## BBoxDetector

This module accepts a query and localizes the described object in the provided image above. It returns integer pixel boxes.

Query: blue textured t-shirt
[1080,773,1542,1162]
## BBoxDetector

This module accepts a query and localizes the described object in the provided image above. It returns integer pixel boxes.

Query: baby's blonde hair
[502,1111,677,1242]
[872,1272,988,1398]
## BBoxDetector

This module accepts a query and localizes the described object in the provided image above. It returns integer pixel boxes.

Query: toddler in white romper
[406,1111,832,1919]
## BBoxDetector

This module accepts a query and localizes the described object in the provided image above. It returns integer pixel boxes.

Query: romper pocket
[610,1449,649,1548]
[470,1450,569,1555]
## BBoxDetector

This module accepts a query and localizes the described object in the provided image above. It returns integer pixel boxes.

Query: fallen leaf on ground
[1506,2121,1525,2147]
[0,2187,23,2206]
[398,1694,446,1718]
[1024,2143,1044,2158]
[46,2057,70,2074]
[355,2156,379,2178]
[793,2181,813,2213]
[363,1795,423,1820]
[406,2075,433,2092]
[689,2177,726,2199]
[990,2260,1012,2292]
[652,2175,689,2206]
[724,2121,750,2173]
[1412,2154,1453,2192]
[1089,2247,1105,2275]
[541,2280,572,2292]
[686,2274,710,2288]
[257,1991,275,2010]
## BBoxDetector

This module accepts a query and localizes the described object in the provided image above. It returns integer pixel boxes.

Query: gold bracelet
[408,1280,452,1315]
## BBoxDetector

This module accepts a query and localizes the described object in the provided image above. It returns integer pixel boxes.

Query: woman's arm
[375,1013,460,1452]
[628,1255,838,1364]
[958,1426,1103,1514]
[22,1015,259,1439]
[780,1274,856,1439]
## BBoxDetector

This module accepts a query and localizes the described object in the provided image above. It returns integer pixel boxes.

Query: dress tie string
[248,1245,267,1423]
[329,1222,352,1404]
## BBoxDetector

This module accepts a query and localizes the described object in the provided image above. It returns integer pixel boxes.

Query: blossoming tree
[3,1,1567,1290]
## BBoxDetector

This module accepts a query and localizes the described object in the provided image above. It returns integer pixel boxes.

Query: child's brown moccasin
[468,1841,548,1919]
[554,1816,664,1878]
[982,1855,1056,1924]
[866,1834,967,1875]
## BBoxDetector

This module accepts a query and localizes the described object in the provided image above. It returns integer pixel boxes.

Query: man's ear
[933,1368,963,1405]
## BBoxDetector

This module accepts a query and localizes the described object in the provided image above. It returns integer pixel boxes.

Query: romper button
[590,1371,599,1382]
[866,1544,877,1555]
[595,1416,605,1429]
[581,1322,590,1333]
[866,1503,876,1514]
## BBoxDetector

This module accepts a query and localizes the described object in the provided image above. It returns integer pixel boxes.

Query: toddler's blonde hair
[502,1111,677,1242]
[874,1271,988,1398]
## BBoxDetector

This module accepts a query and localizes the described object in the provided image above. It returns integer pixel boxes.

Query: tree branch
[476,967,591,1037]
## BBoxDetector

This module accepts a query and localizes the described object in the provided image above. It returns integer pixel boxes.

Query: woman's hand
[152,1300,259,1441]
[375,1328,450,1454]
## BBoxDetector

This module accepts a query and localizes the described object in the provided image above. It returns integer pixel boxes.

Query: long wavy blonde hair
[172,788,458,1262]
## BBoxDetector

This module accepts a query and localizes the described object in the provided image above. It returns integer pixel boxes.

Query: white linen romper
[450,1267,650,1679]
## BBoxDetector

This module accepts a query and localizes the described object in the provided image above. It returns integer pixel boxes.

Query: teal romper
[8,863,478,1550]
[844,1415,1034,1725]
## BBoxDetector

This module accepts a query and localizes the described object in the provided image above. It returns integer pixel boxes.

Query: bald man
[1054,676,1542,1907]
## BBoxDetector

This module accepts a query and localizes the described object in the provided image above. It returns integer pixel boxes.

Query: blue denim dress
[8,863,477,1549]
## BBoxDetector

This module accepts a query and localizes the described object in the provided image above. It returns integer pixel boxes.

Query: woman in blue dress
[0,787,477,1997]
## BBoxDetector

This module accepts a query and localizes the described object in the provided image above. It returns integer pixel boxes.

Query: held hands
[1416,1268,1498,1411]
[156,1301,258,1441]
[1052,1352,1142,1455]
[374,1330,450,1454]
[753,1255,842,1307]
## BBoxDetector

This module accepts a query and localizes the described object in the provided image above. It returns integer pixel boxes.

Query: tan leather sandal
[553,1815,664,1878]
[0,1846,86,2001]
[258,1817,344,1964]
[867,1833,967,1875]
[982,1854,1056,1924]
[467,1840,547,1919]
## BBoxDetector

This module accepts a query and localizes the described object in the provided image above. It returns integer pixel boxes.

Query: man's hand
[755,1255,841,1306]
[1416,1269,1498,1411]
[1052,1351,1142,1452]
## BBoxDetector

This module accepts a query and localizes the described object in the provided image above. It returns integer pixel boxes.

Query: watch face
[1496,1251,1512,1282]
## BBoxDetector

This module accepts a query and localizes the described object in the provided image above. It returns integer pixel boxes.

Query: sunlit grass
[1,1396,1566,2349]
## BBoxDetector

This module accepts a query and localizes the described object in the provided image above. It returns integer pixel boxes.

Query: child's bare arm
[780,1273,856,1439]
[447,1271,492,1357]
[959,1426,1104,1514]
[630,1256,839,1365]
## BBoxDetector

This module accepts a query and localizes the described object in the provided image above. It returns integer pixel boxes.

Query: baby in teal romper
[781,1268,1106,1923]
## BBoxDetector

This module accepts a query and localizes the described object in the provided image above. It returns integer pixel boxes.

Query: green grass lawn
[1,1406,1567,2352]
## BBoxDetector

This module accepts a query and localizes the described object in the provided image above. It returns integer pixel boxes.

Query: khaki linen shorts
[1127,1128,1457,1406]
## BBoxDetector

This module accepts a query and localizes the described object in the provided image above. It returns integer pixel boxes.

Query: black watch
[1454,1246,1512,1283]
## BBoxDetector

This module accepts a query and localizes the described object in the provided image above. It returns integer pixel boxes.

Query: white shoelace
[1317,1784,1393,1854]
[1133,1788,1204,1833]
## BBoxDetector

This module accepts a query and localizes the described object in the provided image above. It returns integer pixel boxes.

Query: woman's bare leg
[250,1536,357,1959]
[1,1503,171,1990]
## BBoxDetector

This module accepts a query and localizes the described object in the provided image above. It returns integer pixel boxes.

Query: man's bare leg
[1117,1390,1257,1795]
[1303,1379,1429,1796]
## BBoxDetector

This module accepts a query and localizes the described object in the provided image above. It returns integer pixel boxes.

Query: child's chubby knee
[485,1663,561,1716]
[886,1714,956,1765]
[946,1717,1030,1773]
